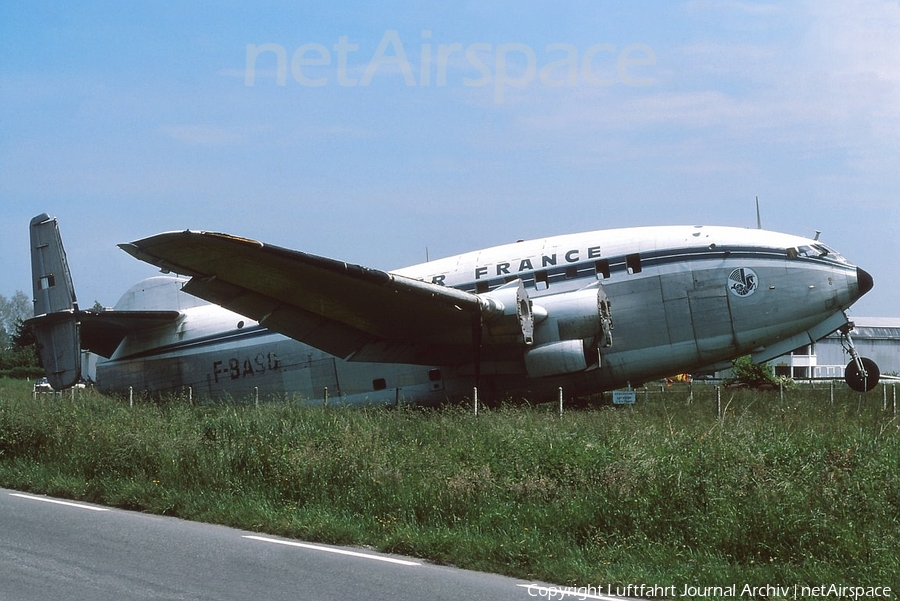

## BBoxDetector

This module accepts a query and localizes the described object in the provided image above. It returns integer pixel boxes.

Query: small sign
[612,389,636,405]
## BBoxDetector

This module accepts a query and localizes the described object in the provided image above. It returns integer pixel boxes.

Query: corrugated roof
[825,317,900,340]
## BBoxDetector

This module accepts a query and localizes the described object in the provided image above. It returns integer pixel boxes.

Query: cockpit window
[813,243,848,263]
[786,244,848,263]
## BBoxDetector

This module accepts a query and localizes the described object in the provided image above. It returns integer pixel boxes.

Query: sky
[1,1,898,318]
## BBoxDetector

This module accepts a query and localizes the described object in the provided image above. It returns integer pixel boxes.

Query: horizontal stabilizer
[26,309,182,385]
[78,309,182,357]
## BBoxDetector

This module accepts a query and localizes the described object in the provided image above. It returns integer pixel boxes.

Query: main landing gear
[840,322,880,393]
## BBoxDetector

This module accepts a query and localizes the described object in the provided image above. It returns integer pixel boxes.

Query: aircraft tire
[845,357,880,393]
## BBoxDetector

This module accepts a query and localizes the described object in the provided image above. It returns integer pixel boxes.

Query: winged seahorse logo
[728,267,758,298]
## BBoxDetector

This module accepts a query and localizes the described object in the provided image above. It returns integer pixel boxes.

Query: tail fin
[28,213,81,389]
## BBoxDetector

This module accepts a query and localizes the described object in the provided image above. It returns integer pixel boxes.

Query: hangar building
[771,317,900,380]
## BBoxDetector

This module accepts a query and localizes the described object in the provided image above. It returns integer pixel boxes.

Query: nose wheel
[840,322,880,392]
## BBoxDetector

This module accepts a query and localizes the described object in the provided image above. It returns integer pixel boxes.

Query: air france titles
[430,245,603,286]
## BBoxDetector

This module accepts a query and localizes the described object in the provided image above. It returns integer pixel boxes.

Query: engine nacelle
[525,282,613,378]
[524,339,591,378]
[477,279,534,345]
[534,282,613,346]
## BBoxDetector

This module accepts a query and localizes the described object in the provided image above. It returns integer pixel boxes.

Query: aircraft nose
[857,267,874,297]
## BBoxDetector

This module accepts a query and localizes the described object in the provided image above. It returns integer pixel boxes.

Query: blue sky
[1,1,897,317]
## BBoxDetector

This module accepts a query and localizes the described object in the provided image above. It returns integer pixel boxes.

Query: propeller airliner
[27,213,879,405]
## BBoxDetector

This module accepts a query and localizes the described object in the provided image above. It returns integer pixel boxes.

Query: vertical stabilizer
[29,213,81,389]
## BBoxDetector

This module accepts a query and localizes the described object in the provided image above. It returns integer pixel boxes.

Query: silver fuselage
[96,225,870,405]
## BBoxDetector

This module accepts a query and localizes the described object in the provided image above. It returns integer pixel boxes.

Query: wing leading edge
[120,231,527,366]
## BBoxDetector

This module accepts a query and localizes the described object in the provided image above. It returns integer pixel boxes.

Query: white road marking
[242,535,422,566]
[9,493,110,512]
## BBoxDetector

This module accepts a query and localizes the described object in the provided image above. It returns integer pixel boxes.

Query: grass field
[1,378,898,597]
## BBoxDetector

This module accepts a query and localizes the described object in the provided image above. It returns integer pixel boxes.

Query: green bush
[1,367,46,380]
[726,355,780,387]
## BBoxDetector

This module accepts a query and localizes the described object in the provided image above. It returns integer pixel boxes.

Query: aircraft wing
[120,231,523,365]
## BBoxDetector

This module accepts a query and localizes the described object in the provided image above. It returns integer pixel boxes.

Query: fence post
[323,386,329,408]
[129,386,133,409]
[558,387,563,418]
[716,386,722,420]
[473,387,479,416]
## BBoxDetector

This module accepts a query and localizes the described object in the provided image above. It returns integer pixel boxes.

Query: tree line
[0,291,41,378]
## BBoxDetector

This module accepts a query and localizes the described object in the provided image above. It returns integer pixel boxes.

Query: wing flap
[180,275,374,359]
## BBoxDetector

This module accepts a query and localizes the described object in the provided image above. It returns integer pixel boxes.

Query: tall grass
[1,377,898,595]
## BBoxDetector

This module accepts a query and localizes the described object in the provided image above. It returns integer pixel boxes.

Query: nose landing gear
[840,322,880,392]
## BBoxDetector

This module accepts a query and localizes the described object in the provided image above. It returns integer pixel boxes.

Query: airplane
[27,212,880,406]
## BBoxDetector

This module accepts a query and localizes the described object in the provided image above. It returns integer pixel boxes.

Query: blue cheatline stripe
[112,324,279,362]
[110,244,855,362]
[456,245,853,293]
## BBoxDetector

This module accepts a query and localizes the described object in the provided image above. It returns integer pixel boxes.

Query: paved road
[0,488,635,601]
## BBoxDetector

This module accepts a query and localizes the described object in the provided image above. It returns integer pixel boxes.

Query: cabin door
[688,284,736,363]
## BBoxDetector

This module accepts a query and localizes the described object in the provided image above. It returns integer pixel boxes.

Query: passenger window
[626,253,642,275]
[565,266,578,280]
[534,270,549,290]
[372,378,387,391]
[594,259,610,279]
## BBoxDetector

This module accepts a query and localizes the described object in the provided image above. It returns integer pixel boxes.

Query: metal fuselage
[95,225,869,405]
